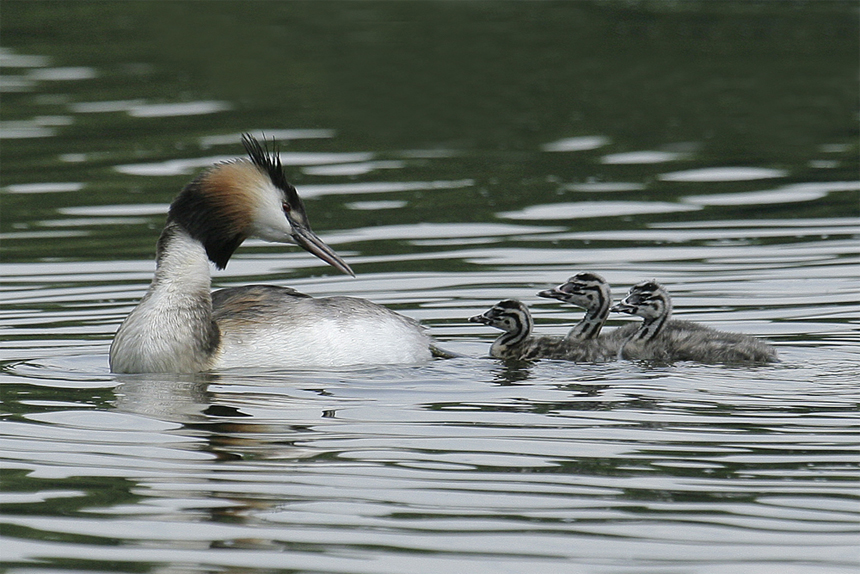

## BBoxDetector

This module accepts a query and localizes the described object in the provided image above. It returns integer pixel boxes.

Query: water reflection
[500,200,700,220]
[303,159,406,176]
[0,120,57,139]
[114,151,375,176]
[600,150,688,164]
[562,181,646,192]
[541,136,611,152]
[4,182,85,194]
[200,130,336,147]
[3,345,859,570]
[488,360,535,385]
[126,101,232,118]
[26,66,97,81]
[683,181,860,206]
[658,167,788,182]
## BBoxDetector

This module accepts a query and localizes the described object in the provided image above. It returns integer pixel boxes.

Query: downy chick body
[611,281,778,364]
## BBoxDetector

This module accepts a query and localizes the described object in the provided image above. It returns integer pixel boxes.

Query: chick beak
[469,313,491,325]
[610,302,636,314]
[291,225,355,277]
[537,285,570,301]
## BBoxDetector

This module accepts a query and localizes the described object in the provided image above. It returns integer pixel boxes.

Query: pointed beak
[537,286,569,301]
[291,225,355,277]
[469,313,491,324]
[610,301,636,314]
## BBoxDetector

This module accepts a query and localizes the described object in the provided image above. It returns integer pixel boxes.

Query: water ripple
[659,167,788,182]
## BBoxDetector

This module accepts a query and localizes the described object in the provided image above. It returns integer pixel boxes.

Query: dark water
[2,2,859,573]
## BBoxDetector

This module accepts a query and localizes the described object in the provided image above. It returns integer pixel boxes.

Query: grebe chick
[468,299,618,362]
[469,300,566,360]
[537,271,638,344]
[611,281,778,364]
[110,135,432,373]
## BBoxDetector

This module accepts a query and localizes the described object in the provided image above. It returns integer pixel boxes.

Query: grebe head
[537,271,610,310]
[610,280,671,320]
[469,299,533,336]
[166,134,353,275]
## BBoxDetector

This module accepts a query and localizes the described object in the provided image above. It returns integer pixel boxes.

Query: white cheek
[247,184,295,243]
[251,214,294,243]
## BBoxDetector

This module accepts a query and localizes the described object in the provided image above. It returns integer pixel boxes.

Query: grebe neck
[568,292,610,341]
[491,313,532,356]
[109,222,220,373]
[630,295,672,343]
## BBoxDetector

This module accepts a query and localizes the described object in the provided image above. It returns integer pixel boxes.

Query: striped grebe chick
[468,300,570,361]
[611,281,778,364]
[538,272,612,340]
[538,271,639,348]
[110,135,433,373]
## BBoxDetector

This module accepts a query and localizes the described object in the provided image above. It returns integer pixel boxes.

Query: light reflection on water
[3,193,858,571]
[2,4,859,573]
[2,355,858,572]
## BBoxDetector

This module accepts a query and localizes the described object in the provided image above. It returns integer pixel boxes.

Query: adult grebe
[611,280,778,364]
[110,135,432,373]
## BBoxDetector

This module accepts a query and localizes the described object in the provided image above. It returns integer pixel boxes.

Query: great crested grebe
[537,272,638,345]
[468,298,617,362]
[610,280,778,364]
[110,135,433,373]
[469,300,567,361]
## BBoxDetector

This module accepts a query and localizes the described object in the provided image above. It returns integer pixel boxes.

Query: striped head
[611,281,672,321]
[166,134,353,274]
[538,272,611,313]
[537,271,612,340]
[469,299,533,348]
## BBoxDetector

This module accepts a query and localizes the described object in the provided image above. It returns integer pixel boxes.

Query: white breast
[212,295,432,369]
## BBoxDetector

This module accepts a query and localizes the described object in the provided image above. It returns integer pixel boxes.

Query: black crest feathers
[242,134,300,204]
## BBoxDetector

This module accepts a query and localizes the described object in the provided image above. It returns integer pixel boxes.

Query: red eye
[282,202,291,213]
